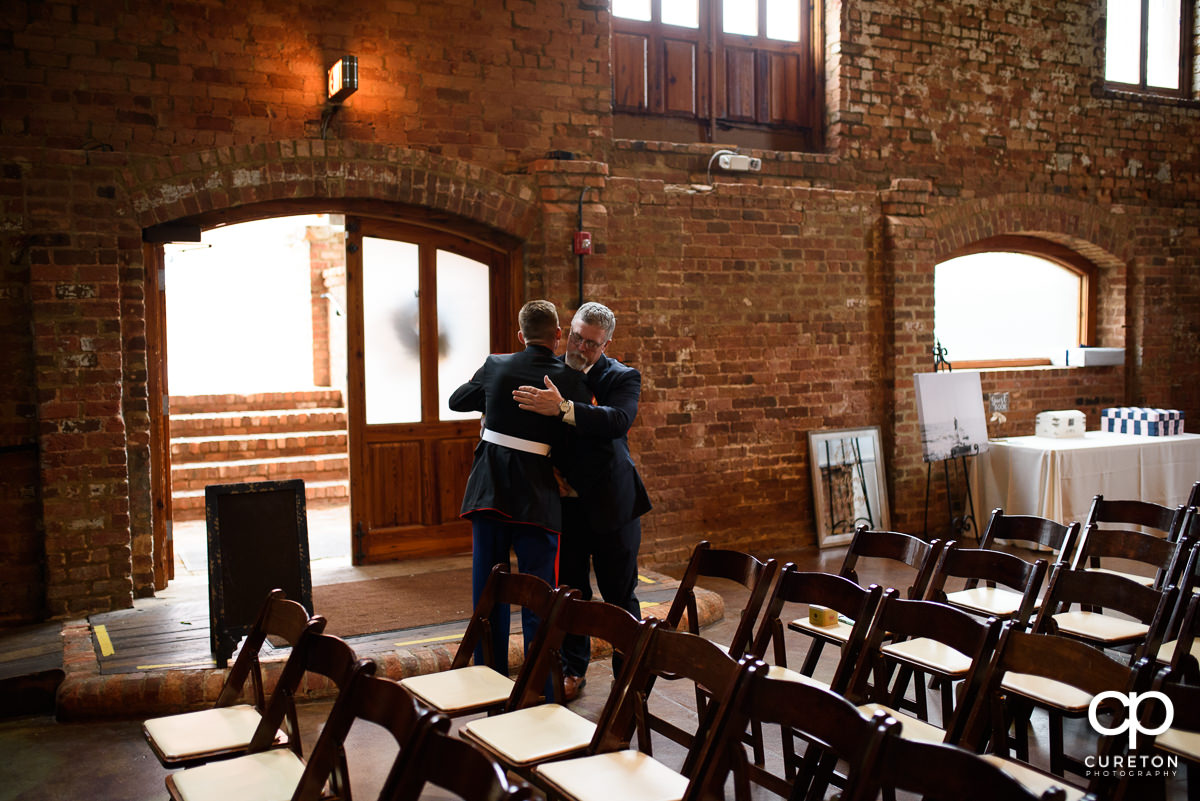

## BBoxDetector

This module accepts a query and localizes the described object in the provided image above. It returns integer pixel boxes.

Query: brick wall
[1,0,1198,620]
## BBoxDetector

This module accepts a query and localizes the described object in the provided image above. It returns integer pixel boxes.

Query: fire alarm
[573,231,592,255]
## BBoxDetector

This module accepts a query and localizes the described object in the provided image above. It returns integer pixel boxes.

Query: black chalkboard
[205,479,313,667]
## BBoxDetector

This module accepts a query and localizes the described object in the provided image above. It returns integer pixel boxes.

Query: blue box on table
[1100,407,1185,436]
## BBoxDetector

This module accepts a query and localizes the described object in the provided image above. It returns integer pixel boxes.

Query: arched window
[934,237,1097,368]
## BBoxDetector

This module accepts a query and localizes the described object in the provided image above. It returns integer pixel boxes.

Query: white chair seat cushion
[1155,726,1200,761]
[945,586,1026,617]
[978,754,1086,801]
[1083,567,1155,586]
[1001,672,1091,711]
[857,702,945,744]
[168,748,305,801]
[536,749,689,801]
[765,663,830,689]
[399,665,514,713]
[1155,638,1200,666]
[461,703,596,766]
[143,704,272,760]
[789,617,853,643]
[1052,611,1148,643]
[881,637,971,676]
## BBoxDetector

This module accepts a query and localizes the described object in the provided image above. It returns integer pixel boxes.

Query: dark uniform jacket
[563,353,652,532]
[449,344,591,532]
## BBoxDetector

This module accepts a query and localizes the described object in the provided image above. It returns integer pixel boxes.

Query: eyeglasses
[568,331,607,351]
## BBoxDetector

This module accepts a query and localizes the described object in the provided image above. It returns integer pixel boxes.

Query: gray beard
[565,351,588,371]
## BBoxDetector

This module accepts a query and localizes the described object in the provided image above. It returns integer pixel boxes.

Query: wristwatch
[558,399,571,418]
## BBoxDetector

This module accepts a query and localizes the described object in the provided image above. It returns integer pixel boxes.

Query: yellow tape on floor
[93,624,114,657]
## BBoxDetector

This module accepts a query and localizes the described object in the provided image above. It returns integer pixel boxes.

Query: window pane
[766,0,800,41]
[662,0,699,28]
[935,252,1082,363]
[363,237,421,424]
[1146,0,1181,89]
[1105,0,1143,84]
[437,250,491,422]
[613,0,651,21]
[723,0,757,35]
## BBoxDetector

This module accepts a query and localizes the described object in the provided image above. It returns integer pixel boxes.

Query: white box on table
[1035,410,1086,438]
[1100,407,1185,436]
[1064,347,1125,366]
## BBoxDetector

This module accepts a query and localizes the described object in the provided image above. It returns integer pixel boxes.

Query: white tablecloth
[970,431,1200,526]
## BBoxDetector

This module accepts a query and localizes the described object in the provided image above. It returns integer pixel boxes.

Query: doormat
[312,570,475,638]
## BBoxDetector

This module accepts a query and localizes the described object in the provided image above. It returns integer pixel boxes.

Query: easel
[921,341,980,541]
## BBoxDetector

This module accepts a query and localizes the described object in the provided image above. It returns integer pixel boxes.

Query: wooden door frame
[345,216,521,564]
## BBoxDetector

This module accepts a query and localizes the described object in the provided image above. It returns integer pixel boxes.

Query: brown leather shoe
[562,674,587,703]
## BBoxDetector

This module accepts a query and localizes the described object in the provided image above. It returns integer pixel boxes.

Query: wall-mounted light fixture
[327,56,359,103]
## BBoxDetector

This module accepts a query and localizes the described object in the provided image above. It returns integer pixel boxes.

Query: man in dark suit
[449,300,591,675]
[512,301,651,700]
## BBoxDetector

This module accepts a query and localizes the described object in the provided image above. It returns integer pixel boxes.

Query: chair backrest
[845,591,1001,742]
[961,626,1154,799]
[749,564,884,692]
[1071,521,1185,589]
[216,588,326,710]
[873,736,1067,801]
[663,540,779,658]
[248,630,369,754]
[513,594,653,709]
[1162,582,1200,679]
[1085,493,1184,539]
[386,724,537,801]
[839,525,944,599]
[979,508,1081,562]
[1032,564,1177,662]
[690,659,899,801]
[592,624,740,777]
[451,564,561,671]
[1188,480,1200,510]
[1142,664,1200,754]
[925,541,1049,627]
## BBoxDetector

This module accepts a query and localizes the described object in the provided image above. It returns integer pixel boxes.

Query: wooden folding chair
[529,626,745,801]
[166,630,372,801]
[872,735,1068,801]
[1033,563,1177,664]
[838,524,945,600]
[844,590,1001,736]
[744,565,883,781]
[143,588,325,768]
[961,625,1154,794]
[924,541,1049,629]
[650,541,777,752]
[1084,493,1186,540]
[459,597,655,774]
[1157,573,1200,683]
[1139,666,1200,801]
[978,508,1081,566]
[693,659,900,801]
[399,564,569,719]
[1071,521,1185,589]
[386,725,537,801]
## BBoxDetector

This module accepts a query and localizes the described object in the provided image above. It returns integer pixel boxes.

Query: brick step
[170,431,348,462]
[170,453,350,494]
[170,408,347,438]
[170,389,345,415]
[172,479,349,521]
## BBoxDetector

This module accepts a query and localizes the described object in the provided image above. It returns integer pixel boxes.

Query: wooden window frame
[938,236,1098,370]
[1103,0,1196,99]
[612,0,824,151]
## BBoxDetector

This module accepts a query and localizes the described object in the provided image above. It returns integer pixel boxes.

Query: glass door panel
[437,249,491,421]
[362,237,421,425]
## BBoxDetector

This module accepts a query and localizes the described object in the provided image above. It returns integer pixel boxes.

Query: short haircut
[574,301,616,340]
[519,300,560,343]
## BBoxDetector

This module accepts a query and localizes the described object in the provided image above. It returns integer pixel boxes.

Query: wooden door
[346,217,516,563]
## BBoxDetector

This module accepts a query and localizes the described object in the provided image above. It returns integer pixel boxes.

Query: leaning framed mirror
[808,426,890,549]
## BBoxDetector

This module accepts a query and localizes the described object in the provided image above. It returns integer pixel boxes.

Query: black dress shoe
[563,674,587,702]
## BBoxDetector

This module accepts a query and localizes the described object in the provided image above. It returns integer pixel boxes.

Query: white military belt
[481,428,551,457]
